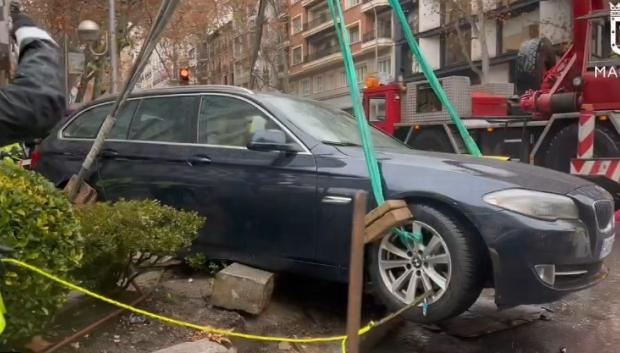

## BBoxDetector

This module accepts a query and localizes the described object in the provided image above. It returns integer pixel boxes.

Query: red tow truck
[363,0,620,204]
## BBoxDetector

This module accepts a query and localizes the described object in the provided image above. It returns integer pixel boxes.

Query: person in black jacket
[0,2,65,146]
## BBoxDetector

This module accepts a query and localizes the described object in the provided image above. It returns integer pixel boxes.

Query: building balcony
[303,14,332,37]
[305,45,341,63]
[361,0,390,13]
[362,29,393,49]
[301,0,321,7]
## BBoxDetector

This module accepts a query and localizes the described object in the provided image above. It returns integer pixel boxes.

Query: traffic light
[179,68,190,85]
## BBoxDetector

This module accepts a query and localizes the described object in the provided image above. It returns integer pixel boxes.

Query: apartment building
[196,0,285,90]
[396,0,572,84]
[197,21,236,85]
[287,0,397,111]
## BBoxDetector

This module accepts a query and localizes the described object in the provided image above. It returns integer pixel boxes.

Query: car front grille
[593,200,614,232]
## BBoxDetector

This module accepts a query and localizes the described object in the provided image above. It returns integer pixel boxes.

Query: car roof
[75,85,258,111]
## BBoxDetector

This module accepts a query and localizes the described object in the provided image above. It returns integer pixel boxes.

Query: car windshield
[260,95,410,151]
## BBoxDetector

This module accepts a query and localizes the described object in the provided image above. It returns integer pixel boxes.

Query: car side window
[199,95,292,147]
[62,101,138,139]
[129,96,199,143]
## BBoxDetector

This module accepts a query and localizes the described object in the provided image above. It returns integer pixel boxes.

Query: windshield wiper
[322,140,361,147]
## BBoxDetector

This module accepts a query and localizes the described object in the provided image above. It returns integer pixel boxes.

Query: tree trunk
[453,21,483,81]
[475,0,490,84]
[249,0,268,89]
[75,51,95,103]
[91,66,103,101]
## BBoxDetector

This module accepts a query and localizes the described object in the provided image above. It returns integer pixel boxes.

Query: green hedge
[0,161,83,345]
[75,199,205,291]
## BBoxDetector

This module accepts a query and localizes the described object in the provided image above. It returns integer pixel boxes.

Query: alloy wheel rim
[377,221,452,305]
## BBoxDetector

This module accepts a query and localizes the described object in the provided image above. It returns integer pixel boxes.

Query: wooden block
[365,200,408,226]
[364,207,413,244]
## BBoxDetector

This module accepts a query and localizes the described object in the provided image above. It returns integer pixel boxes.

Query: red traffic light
[179,68,190,84]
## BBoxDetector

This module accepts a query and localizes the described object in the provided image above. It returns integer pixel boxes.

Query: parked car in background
[35,86,615,323]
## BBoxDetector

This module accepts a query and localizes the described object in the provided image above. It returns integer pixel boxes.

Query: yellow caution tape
[1,258,430,352]
[483,155,511,161]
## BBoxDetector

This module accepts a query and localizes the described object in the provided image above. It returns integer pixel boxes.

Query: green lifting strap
[326,0,421,243]
[388,0,482,157]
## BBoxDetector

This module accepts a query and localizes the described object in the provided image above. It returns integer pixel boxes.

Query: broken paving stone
[150,339,229,353]
[129,313,147,324]
[211,263,274,315]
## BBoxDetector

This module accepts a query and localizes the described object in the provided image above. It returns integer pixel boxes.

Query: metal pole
[64,33,70,103]
[374,7,378,74]
[109,0,119,93]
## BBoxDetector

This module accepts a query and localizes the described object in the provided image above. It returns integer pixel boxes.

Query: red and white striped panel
[571,159,620,182]
[577,111,595,159]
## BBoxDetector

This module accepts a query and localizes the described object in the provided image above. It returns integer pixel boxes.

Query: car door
[182,93,319,267]
[39,100,139,186]
[97,94,201,210]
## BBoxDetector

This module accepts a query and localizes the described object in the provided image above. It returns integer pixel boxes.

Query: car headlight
[483,189,578,220]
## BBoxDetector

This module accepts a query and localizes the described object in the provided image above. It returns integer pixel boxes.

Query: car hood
[335,147,591,195]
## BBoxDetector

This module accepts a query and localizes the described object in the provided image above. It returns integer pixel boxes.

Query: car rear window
[62,101,138,140]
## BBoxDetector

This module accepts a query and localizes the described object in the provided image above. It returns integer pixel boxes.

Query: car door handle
[321,195,353,205]
[101,149,119,159]
[187,155,212,166]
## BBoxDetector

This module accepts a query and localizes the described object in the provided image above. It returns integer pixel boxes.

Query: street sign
[68,52,85,74]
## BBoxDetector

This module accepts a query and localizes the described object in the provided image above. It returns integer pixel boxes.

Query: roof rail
[199,85,254,94]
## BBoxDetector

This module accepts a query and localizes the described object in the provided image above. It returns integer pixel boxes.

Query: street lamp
[77,18,118,93]
[77,20,108,56]
[77,20,101,43]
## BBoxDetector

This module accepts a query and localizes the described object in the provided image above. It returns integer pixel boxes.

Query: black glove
[10,0,37,37]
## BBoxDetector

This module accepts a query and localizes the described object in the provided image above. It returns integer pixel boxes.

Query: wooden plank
[364,200,408,227]
[364,207,414,244]
[346,191,368,353]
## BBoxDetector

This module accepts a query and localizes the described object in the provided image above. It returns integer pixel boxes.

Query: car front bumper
[477,185,614,308]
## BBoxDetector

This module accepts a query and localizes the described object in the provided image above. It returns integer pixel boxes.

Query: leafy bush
[0,161,83,345]
[75,199,205,291]
[185,253,228,275]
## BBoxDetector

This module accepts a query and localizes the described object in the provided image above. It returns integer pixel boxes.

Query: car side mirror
[248,129,298,152]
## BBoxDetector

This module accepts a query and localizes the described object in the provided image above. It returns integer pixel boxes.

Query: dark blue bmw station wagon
[35,86,615,323]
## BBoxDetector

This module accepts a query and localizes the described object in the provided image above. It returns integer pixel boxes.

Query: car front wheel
[368,203,487,323]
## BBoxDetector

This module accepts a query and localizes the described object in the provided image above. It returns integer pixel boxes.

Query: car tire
[368,203,487,323]
[543,123,620,173]
[515,37,556,95]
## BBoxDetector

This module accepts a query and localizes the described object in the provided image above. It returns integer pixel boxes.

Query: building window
[315,75,324,92]
[345,0,360,9]
[339,71,347,87]
[290,81,299,95]
[416,83,442,113]
[349,24,360,43]
[355,64,368,83]
[291,46,303,66]
[302,79,311,96]
[377,13,392,39]
[444,29,470,66]
[369,98,386,122]
[501,10,540,54]
[292,15,303,34]
[378,57,391,77]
